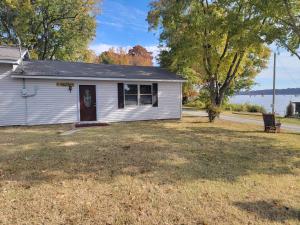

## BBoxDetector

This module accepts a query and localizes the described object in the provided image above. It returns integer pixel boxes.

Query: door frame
[78,84,98,122]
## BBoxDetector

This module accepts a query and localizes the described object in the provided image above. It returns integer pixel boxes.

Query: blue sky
[90,0,300,90]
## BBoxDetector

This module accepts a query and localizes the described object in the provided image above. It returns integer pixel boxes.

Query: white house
[0,46,184,126]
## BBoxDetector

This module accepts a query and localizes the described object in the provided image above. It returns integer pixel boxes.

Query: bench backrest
[262,113,276,127]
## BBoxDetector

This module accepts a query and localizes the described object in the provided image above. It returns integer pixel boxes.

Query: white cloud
[97,20,124,28]
[145,46,160,64]
[89,43,131,54]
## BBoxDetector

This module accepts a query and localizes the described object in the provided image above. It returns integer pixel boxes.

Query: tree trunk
[207,92,222,122]
[207,103,221,122]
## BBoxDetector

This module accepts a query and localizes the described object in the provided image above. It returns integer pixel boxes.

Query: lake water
[229,95,300,116]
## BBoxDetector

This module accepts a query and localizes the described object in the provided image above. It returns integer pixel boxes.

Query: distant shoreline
[238,88,300,95]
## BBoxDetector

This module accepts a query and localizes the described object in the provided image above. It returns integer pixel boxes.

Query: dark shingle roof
[0,46,27,63]
[11,60,184,81]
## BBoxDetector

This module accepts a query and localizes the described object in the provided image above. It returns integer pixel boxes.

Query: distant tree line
[79,45,153,66]
[99,45,153,66]
[239,88,300,96]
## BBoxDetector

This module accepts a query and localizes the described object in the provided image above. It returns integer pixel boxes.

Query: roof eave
[0,60,19,65]
[0,49,28,65]
[10,75,186,83]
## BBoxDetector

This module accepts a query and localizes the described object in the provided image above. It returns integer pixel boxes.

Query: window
[120,83,158,108]
[125,84,138,106]
[140,85,152,105]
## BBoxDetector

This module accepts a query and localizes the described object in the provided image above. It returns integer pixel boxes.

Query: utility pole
[272,52,276,114]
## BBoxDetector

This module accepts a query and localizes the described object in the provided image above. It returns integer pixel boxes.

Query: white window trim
[124,83,153,108]
[124,84,139,107]
[139,84,153,106]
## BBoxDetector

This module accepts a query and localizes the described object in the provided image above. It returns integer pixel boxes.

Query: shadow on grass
[233,129,300,135]
[0,119,299,186]
[181,115,209,119]
[183,119,210,124]
[234,200,300,222]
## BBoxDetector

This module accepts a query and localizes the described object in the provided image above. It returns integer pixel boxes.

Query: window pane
[125,95,138,106]
[140,95,152,105]
[140,85,152,94]
[125,84,137,94]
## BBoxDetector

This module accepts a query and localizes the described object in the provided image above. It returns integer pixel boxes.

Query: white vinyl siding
[98,81,181,123]
[0,71,182,126]
[25,79,78,125]
[0,64,26,126]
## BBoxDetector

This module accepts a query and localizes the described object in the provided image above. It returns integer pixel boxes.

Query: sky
[90,0,300,90]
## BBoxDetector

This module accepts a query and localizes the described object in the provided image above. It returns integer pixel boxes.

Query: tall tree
[99,48,131,65]
[0,0,100,61]
[79,49,98,63]
[148,0,271,122]
[99,46,153,66]
[128,45,153,66]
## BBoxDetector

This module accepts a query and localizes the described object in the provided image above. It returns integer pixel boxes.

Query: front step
[74,122,109,128]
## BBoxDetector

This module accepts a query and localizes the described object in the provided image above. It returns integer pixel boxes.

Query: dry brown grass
[0,117,299,225]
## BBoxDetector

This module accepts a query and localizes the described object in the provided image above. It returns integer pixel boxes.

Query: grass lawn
[0,117,299,225]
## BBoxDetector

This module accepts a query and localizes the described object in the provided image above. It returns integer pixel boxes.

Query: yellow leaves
[4,0,32,10]
[28,50,38,60]
[4,0,17,8]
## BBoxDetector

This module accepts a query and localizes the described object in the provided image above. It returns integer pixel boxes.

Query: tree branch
[219,51,243,97]
[214,34,230,78]
[281,41,300,60]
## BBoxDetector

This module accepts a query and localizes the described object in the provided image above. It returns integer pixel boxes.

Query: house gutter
[11,75,186,83]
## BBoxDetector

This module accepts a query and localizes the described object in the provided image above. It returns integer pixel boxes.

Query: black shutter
[152,83,158,107]
[118,83,124,109]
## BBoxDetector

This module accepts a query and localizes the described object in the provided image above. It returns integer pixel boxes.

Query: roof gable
[11,60,185,82]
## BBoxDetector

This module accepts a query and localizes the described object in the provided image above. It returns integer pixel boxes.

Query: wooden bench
[262,113,281,133]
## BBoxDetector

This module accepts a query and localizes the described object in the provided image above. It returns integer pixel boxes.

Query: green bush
[224,103,266,113]
[185,99,206,109]
[186,100,266,114]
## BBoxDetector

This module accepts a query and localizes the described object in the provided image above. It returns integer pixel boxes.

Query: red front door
[79,85,97,121]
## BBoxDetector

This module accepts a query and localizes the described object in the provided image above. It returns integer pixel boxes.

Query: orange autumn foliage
[99,45,153,66]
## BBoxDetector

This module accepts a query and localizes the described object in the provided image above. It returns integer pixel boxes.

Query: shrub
[206,104,221,122]
[224,103,266,113]
[185,99,205,109]
[246,104,266,113]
